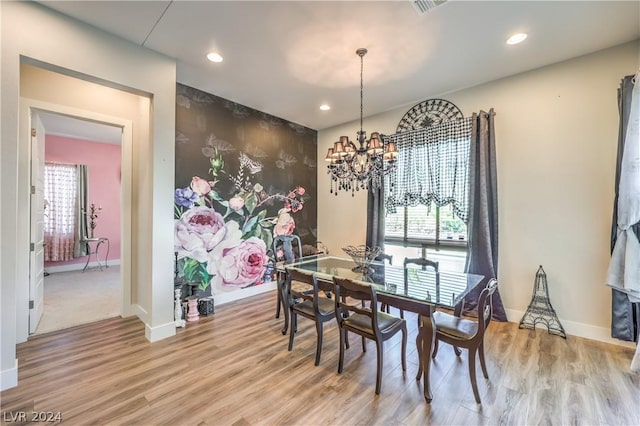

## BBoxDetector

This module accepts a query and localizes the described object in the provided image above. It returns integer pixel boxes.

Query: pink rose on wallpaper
[229,196,244,211]
[274,208,295,236]
[175,206,240,262]
[190,176,211,196]
[209,237,269,289]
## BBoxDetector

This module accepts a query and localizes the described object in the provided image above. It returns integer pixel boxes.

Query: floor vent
[411,0,448,16]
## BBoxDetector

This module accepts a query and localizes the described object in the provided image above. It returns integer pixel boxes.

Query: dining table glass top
[278,255,484,309]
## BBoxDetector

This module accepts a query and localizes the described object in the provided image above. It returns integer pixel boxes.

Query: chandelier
[326,48,398,196]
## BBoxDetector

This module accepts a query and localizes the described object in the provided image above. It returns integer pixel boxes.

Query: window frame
[384,204,468,255]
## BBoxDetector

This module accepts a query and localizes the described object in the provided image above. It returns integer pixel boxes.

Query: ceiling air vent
[411,0,447,16]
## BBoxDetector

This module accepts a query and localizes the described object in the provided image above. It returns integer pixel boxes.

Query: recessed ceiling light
[506,33,527,45]
[206,52,223,63]
[320,104,331,111]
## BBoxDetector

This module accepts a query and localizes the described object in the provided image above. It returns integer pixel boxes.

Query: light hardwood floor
[1,291,638,425]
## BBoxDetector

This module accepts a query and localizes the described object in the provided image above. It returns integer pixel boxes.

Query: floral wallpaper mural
[174,83,318,299]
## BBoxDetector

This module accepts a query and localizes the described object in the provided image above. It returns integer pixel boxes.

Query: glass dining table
[276,254,485,402]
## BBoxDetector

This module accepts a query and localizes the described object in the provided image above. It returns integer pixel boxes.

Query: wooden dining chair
[285,268,335,366]
[332,276,407,395]
[403,257,440,319]
[273,234,303,326]
[431,278,499,404]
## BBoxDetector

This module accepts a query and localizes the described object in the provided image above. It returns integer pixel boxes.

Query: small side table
[82,237,110,272]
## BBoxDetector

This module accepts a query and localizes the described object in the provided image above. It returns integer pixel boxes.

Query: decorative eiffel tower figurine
[519,265,567,339]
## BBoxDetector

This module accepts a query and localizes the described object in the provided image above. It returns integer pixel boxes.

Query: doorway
[32,111,124,334]
[18,61,141,344]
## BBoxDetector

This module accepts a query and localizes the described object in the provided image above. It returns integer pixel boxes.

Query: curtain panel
[366,185,385,249]
[463,109,507,321]
[608,73,640,346]
[384,117,473,222]
[74,164,89,258]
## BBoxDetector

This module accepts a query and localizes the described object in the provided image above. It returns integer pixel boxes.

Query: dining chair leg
[416,333,424,380]
[288,312,297,352]
[276,288,282,319]
[361,336,366,353]
[431,338,439,358]
[468,348,481,404]
[401,326,407,372]
[375,339,383,395]
[338,329,346,374]
[281,282,289,335]
[478,342,489,379]
[314,321,324,366]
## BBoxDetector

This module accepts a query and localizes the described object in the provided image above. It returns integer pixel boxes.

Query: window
[384,203,467,272]
[383,117,472,272]
[44,163,78,261]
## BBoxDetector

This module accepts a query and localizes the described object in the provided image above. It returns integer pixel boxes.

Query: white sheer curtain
[44,163,78,261]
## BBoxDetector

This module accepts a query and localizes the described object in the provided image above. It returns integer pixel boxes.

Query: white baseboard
[505,308,636,348]
[214,282,277,306]
[145,321,176,342]
[131,303,148,323]
[45,259,121,274]
[0,359,18,391]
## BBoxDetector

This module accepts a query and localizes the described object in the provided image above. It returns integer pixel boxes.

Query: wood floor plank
[1,290,638,425]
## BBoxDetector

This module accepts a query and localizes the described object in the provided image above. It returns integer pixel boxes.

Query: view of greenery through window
[384,202,468,272]
[385,202,467,242]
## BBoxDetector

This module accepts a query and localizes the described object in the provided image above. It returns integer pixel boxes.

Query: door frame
[18,98,133,341]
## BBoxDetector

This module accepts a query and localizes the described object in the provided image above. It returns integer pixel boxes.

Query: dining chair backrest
[375,253,393,265]
[402,257,440,315]
[273,234,302,262]
[473,278,499,339]
[286,267,331,309]
[333,276,383,333]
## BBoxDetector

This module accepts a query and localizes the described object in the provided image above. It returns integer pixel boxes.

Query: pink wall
[45,135,121,267]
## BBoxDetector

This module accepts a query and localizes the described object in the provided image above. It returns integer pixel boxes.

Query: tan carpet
[35,265,121,335]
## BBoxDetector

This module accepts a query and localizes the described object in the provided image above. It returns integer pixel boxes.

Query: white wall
[1,1,177,390]
[318,40,640,346]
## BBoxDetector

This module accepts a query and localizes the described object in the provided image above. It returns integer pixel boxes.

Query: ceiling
[34,0,639,142]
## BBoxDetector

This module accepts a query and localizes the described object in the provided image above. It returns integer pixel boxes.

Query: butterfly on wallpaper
[258,120,271,130]
[189,91,217,106]
[244,143,268,159]
[239,152,263,175]
[176,94,191,109]
[205,133,235,152]
[223,101,250,119]
[275,150,297,169]
[303,155,316,168]
[229,152,263,191]
[260,113,283,128]
[175,132,189,145]
[288,123,309,134]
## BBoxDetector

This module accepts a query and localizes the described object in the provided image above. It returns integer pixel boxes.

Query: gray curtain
[366,185,385,249]
[463,109,506,321]
[73,164,89,258]
[610,74,640,342]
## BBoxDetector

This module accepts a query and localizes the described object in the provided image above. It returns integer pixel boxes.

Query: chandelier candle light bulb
[326,48,397,196]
